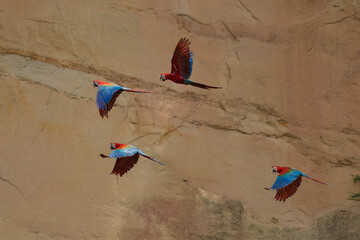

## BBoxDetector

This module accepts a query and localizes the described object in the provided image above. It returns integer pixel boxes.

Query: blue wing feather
[186,52,193,79]
[96,91,106,110]
[96,85,123,111]
[271,169,302,191]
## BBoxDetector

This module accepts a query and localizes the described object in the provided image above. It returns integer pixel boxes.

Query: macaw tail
[122,87,150,93]
[304,175,333,188]
[139,152,165,166]
[185,79,222,90]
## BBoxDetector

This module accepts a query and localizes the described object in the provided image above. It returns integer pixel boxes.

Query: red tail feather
[187,80,222,90]
[305,176,333,187]
[123,88,150,93]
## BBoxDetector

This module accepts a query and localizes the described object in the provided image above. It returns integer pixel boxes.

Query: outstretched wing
[274,175,302,202]
[111,153,139,176]
[171,38,193,79]
[271,169,303,202]
[108,145,140,176]
[96,84,123,118]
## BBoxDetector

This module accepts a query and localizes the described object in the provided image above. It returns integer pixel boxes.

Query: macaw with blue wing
[100,143,165,176]
[265,166,333,202]
[159,38,221,90]
[93,80,149,118]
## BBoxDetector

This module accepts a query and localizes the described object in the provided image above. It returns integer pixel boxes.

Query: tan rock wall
[0,0,359,239]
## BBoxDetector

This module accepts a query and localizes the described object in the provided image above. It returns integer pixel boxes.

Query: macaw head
[93,80,100,88]
[271,166,280,173]
[159,73,167,82]
[110,143,124,150]
[110,143,118,150]
[110,143,116,150]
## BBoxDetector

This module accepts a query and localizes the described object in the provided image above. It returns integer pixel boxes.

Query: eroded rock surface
[0,0,359,239]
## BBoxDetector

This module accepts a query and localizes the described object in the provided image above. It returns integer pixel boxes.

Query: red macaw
[160,38,222,90]
[100,143,165,176]
[265,166,333,202]
[93,80,149,118]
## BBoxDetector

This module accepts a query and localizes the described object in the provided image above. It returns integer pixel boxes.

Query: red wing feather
[275,175,302,202]
[111,152,139,176]
[171,38,192,78]
[99,90,122,118]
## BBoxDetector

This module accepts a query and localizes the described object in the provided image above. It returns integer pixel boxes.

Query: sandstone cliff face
[0,0,360,239]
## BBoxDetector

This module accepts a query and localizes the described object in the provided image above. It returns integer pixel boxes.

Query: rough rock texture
[0,0,360,239]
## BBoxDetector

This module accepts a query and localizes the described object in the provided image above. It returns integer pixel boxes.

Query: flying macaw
[159,38,222,90]
[265,166,333,202]
[93,80,149,118]
[100,143,165,176]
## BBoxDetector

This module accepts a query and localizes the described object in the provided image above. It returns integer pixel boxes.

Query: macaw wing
[96,84,123,118]
[108,145,139,158]
[111,152,139,176]
[274,175,302,202]
[271,169,302,190]
[271,169,303,202]
[171,38,193,79]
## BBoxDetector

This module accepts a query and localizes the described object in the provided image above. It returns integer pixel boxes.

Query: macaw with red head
[93,80,149,118]
[159,38,222,90]
[100,143,165,176]
[265,166,333,202]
